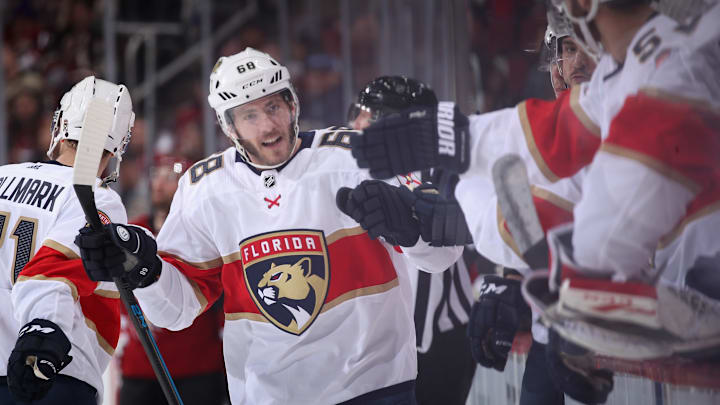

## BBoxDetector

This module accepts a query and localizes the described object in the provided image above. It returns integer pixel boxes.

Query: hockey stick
[72,99,183,405]
[492,154,549,269]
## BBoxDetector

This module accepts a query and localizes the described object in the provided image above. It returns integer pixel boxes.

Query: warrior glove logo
[239,230,330,335]
[437,101,457,157]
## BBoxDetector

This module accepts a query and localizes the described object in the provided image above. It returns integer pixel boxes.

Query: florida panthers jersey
[0,161,126,399]
[134,129,462,405]
[457,169,583,271]
[456,6,720,285]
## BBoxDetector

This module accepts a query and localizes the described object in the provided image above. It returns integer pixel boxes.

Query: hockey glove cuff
[336,180,420,247]
[408,184,473,246]
[7,319,73,402]
[545,329,614,404]
[75,224,161,289]
[468,275,531,371]
[352,102,470,179]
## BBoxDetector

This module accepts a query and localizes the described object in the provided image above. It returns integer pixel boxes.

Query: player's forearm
[461,91,600,190]
[11,280,75,334]
[460,109,533,182]
[133,260,204,331]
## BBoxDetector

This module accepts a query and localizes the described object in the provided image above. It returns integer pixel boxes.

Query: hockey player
[0,76,134,404]
[346,76,476,405]
[351,0,720,399]
[75,48,462,405]
[468,22,599,405]
[353,0,720,358]
[546,27,597,96]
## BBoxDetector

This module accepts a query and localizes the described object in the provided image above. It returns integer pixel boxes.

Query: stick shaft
[73,185,183,405]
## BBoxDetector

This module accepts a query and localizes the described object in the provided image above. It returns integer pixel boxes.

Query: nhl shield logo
[263,173,276,188]
[239,230,330,335]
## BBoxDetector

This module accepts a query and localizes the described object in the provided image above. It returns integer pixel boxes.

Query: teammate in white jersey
[465,22,604,404]
[350,0,720,395]
[76,48,462,405]
[0,76,134,404]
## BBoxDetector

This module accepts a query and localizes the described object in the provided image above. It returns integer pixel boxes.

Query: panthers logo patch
[239,230,330,335]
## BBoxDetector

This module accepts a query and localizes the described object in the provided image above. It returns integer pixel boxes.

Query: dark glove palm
[408,184,473,246]
[545,329,614,404]
[7,319,73,402]
[75,224,161,289]
[351,102,470,179]
[468,275,530,371]
[336,180,420,247]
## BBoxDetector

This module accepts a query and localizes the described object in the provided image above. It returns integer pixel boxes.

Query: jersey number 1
[0,212,38,283]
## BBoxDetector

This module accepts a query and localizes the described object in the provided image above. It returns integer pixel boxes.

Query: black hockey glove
[7,319,73,402]
[352,102,471,179]
[336,180,420,247]
[467,275,531,371]
[75,224,162,289]
[545,329,614,404]
[401,184,473,246]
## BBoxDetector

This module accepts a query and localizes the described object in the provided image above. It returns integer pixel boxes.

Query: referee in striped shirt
[348,76,477,404]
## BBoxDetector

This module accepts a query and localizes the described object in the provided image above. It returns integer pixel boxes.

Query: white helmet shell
[207,47,300,169]
[549,0,608,61]
[48,76,135,182]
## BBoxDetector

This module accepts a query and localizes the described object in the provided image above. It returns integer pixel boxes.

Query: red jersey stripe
[605,90,720,193]
[161,255,223,313]
[79,294,120,355]
[520,89,601,181]
[222,231,397,316]
[17,246,98,299]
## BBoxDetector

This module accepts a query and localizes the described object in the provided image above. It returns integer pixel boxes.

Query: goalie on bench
[351,0,720,391]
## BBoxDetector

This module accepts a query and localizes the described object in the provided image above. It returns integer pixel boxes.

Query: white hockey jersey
[456,6,720,285]
[134,129,462,405]
[0,161,126,399]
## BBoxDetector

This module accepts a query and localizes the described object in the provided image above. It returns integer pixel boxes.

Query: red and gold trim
[519,90,601,181]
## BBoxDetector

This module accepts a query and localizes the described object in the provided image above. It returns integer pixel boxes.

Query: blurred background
[3,2,720,404]
[0,0,553,218]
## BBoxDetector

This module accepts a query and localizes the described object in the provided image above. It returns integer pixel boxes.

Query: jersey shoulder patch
[189,152,225,185]
[316,126,358,150]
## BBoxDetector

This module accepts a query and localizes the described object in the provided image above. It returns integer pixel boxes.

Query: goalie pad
[522,223,720,360]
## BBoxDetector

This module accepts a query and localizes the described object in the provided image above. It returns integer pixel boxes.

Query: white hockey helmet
[207,47,300,169]
[544,12,575,73]
[548,0,609,61]
[48,76,135,183]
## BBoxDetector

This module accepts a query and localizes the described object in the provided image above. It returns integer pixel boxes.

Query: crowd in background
[2,0,552,219]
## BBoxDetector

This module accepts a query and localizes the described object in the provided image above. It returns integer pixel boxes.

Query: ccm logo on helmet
[242,78,263,89]
[437,101,456,157]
